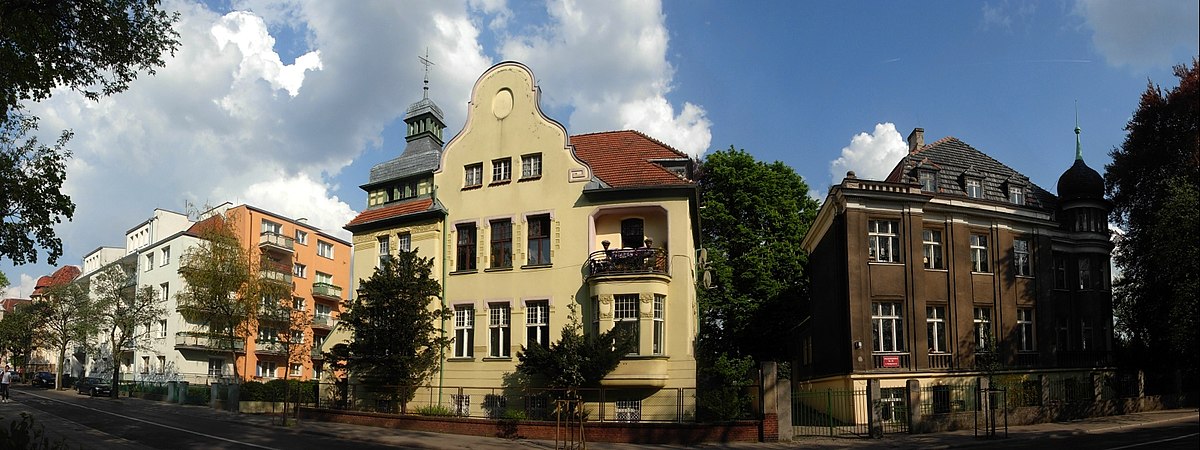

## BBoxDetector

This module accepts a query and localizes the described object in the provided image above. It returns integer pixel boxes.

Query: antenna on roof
[1074,100,1083,161]
[418,48,435,100]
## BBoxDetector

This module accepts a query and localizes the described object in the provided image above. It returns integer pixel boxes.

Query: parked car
[30,372,56,388]
[75,377,113,397]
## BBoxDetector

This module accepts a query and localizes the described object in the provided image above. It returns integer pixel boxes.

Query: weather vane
[419,48,434,99]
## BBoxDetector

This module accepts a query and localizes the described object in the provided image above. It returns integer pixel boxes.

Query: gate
[792,386,910,437]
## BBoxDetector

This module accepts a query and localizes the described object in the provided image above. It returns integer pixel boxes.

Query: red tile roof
[1,298,31,313]
[345,198,436,228]
[31,265,81,296]
[570,130,693,188]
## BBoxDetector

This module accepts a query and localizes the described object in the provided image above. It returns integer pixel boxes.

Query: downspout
[436,186,447,405]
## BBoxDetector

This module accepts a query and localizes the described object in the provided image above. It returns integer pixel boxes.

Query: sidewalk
[7,387,1198,449]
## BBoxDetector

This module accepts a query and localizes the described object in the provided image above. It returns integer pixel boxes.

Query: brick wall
[299,407,763,444]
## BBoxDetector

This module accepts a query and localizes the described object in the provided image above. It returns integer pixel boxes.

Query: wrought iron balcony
[258,232,295,253]
[175,331,244,352]
[585,248,668,279]
[312,282,343,301]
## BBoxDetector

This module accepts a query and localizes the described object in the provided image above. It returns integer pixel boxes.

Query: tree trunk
[111,339,121,398]
[56,347,66,390]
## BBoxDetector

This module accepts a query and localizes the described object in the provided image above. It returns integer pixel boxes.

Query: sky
[3,0,1197,298]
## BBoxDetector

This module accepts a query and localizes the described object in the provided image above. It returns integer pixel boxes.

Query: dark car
[75,377,112,397]
[30,371,56,388]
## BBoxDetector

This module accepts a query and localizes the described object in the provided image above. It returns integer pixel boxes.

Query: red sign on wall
[881,356,901,368]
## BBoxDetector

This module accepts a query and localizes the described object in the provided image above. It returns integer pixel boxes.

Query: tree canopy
[1105,59,1200,382]
[330,249,449,413]
[91,262,166,396]
[515,303,635,390]
[696,146,821,362]
[39,281,99,388]
[0,0,179,265]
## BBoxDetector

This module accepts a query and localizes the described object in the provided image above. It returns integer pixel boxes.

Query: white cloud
[498,0,711,157]
[2,273,37,299]
[829,123,909,184]
[210,11,323,98]
[1075,0,1199,70]
[240,174,356,241]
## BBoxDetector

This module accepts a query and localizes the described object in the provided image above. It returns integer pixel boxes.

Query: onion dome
[1056,123,1104,201]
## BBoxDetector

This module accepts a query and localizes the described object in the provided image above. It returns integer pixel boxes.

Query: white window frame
[290,364,302,377]
[868,220,901,263]
[871,302,904,353]
[488,303,510,358]
[614,294,640,355]
[521,153,542,179]
[377,236,390,267]
[317,240,334,259]
[926,306,946,353]
[492,158,512,183]
[160,246,170,266]
[1017,309,1035,352]
[257,361,277,379]
[158,319,167,338]
[397,233,411,252]
[293,263,307,278]
[970,234,990,273]
[316,272,333,285]
[918,171,936,192]
[454,305,474,358]
[922,229,943,269]
[295,230,308,245]
[965,178,982,198]
[464,163,483,187]
[1013,238,1031,276]
[145,253,154,272]
[974,307,993,351]
[1009,186,1025,204]
[526,301,549,348]
[652,294,665,355]
[261,220,282,235]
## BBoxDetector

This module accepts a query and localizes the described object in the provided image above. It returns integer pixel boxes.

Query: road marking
[16,390,280,450]
[1104,432,1199,449]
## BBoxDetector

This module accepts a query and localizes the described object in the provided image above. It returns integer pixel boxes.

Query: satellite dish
[697,248,708,267]
[702,269,713,289]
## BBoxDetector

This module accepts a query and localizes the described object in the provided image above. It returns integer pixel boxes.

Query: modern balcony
[259,232,295,254]
[312,282,343,301]
[255,341,286,355]
[175,331,244,352]
[585,248,669,280]
[259,265,293,287]
[311,314,335,330]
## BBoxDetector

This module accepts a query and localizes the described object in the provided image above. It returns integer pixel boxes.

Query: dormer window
[1008,186,1025,205]
[918,171,937,192]
[965,178,983,199]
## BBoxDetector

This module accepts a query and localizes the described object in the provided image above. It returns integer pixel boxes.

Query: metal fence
[791,388,909,437]
[311,383,729,423]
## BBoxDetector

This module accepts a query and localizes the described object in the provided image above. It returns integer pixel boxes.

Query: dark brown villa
[797,126,1114,396]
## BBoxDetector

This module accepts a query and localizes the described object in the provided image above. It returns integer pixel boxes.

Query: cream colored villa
[340,61,701,416]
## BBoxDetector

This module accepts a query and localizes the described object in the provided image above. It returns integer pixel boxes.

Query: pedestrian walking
[1,365,11,402]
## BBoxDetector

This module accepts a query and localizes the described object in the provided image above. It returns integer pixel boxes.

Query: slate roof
[885,137,1057,211]
[571,130,694,188]
[31,265,81,296]
[344,198,438,229]
[367,148,440,186]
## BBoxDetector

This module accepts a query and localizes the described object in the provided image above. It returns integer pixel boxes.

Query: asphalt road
[6,386,406,450]
[971,420,1199,450]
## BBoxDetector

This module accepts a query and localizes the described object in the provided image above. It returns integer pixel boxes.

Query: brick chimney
[907,128,924,153]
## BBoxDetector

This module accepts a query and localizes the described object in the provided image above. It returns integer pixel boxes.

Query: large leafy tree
[0,302,39,370]
[696,146,820,362]
[515,303,635,390]
[175,212,256,380]
[39,281,99,389]
[91,263,165,397]
[1105,59,1200,383]
[331,249,449,413]
[0,0,179,265]
[257,284,311,424]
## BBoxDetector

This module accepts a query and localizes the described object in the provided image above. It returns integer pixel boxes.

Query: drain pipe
[436,186,447,405]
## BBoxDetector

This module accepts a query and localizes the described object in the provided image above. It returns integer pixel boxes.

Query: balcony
[311,347,324,360]
[1056,350,1113,368]
[175,331,244,352]
[1014,352,1040,367]
[259,265,293,287]
[255,341,285,355]
[928,353,954,370]
[601,357,669,388]
[312,314,335,330]
[259,232,295,254]
[585,248,669,280]
[871,352,911,370]
[312,282,343,301]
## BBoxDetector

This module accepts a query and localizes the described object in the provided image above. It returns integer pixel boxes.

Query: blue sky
[4,0,1197,297]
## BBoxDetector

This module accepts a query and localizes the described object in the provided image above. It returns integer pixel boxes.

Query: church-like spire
[1075,101,1083,161]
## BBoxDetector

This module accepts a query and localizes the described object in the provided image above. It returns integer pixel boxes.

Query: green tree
[1105,59,1200,383]
[0,0,179,265]
[39,281,99,389]
[696,146,820,362]
[91,263,166,397]
[332,249,449,413]
[514,303,635,390]
[0,303,38,370]
[175,211,256,380]
[257,285,311,424]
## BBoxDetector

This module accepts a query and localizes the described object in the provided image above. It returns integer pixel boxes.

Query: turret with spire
[1056,106,1108,233]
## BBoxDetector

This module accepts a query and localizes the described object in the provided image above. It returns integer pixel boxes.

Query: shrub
[240,381,265,401]
[264,379,288,402]
[0,413,72,449]
[415,405,455,416]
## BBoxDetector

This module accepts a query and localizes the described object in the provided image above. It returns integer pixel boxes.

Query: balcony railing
[312,282,343,301]
[259,232,295,253]
[928,352,954,370]
[1056,350,1113,368]
[175,331,244,352]
[311,347,324,360]
[255,341,285,355]
[312,314,335,329]
[871,352,911,370]
[1014,352,1040,367]
[585,248,668,279]
[259,267,293,286]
